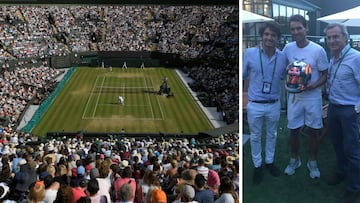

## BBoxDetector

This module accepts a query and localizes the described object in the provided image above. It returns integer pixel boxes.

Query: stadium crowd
[187,59,238,124]
[0,60,60,130]
[0,5,238,60]
[0,131,239,203]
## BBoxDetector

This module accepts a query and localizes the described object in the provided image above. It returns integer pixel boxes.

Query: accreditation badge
[262,82,272,94]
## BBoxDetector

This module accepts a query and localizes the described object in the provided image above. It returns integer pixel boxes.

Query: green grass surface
[31,67,213,136]
[243,112,347,203]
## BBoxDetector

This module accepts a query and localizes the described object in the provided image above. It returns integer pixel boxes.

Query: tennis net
[92,86,156,93]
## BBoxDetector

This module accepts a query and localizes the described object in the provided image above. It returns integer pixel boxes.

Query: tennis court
[82,74,164,120]
[31,67,213,135]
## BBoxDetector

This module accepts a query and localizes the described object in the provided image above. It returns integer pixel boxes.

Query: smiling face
[326,25,348,56]
[289,21,308,42]
[261,27,279,49]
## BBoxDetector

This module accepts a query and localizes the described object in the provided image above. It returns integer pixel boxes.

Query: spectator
[214,176,237,203]
[173,184,197,203]
[179,169,197,186]
[208,157,220,172]
[43,175,60,203]
[194,174,214,203]
[0,183,11,202]
[54,184,74,203]
[11,159,37,201]
[89,168,99,180]
[72,179,87,203]
[27,180,45,203]
[206,169,220,197]
[54,164,69,186]
[137,169,161,203]
[86,179,106,203]
[148,188,167,203]
[0,156,13,186]
[70,165,86,187]
[164,159,178,193]
[118,183,133,203]
[95,164,111,203]
[114,166,136,202]
[196,159,209,180]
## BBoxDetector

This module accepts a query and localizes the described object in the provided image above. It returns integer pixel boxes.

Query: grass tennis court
[31,67,213,136]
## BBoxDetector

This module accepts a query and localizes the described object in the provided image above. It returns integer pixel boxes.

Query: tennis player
[118,96,124,104]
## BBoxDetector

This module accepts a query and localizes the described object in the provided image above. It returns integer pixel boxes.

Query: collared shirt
[328,44,360,108]
[243,46,287,101]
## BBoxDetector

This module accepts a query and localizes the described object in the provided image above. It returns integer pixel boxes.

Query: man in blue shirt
[325,23,360,203]
[243,21,287,185]
[194,174,214,203]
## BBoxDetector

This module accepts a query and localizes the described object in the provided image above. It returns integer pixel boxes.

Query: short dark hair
[122,166,132,178]
[87,179,99,195]
[195,174,206,188]
[43,175,54,189]
[79,179,88,188]
[258,21,281,39]
[289,14,307,28]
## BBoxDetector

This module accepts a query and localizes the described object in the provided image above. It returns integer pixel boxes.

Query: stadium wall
[50,51,184,68]
[46,131,207,140]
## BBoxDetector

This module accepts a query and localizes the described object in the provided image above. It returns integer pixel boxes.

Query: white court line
[98,103,151,107]
[144,76,155,119]
[173,72,213,127]
[82,76,100,119]
[150,77,165,120]
[82,117,164,120]
[92,76,105,118]
[82,75,164,121]
[91,86,151,89]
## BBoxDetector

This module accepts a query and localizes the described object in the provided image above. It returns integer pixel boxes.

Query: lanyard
[259,48,277,82]
[330,46,351,85]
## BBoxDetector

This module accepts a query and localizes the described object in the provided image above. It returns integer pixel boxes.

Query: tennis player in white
[118,96,124,104]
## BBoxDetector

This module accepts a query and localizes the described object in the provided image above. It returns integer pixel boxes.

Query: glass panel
[254,3,264,14]
[273,3,279,17]
[243,0,251,11]
[299,9,305,16]
[264,4,271,16]
[279,5,286,18]
[293,8,299,15]
[287,7,292,17]
[244,4,252,11]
